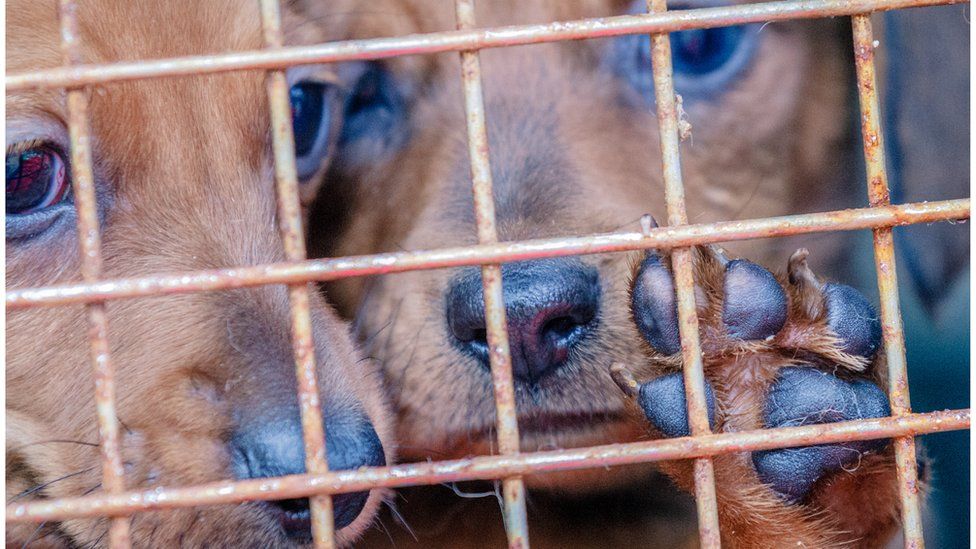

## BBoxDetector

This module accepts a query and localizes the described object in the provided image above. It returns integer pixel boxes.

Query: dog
[307,0,906,546]
[6,0,394,546]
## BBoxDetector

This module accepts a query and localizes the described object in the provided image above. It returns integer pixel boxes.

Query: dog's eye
[670,27,746,77]
[290,80,334,180]
[611,2,759,100]
[6,145,70,215]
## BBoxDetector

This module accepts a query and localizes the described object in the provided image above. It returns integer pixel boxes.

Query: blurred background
[860,4,969,547]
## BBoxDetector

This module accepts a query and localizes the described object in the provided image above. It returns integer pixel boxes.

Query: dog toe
[722,259,788,341]
[636,372,716,438]
[753,367,890,501]
[631,252,681,356]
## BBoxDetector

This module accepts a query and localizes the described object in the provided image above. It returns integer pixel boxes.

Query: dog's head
[6,0,393,545]
[312,0,851,491]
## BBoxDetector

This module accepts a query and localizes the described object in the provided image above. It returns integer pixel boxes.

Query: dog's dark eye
[6,145,70,215]
[290,80,334,179]
[670,27,745,76]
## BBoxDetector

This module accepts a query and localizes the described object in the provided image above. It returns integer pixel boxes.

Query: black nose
[446,258,600,383]
[230,407,386,541]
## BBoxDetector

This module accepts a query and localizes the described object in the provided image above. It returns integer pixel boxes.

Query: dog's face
[6,0,393,546]
[314,0,850,489]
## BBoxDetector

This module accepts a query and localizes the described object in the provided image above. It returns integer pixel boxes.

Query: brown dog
[6,0,394,546]
[309,0,904,546]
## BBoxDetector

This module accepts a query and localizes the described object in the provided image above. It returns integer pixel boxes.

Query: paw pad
[722,259,787,341]
[631,253,681,356]
[823,283,882,358]
[637,372,716,438]
[753,367,891,502]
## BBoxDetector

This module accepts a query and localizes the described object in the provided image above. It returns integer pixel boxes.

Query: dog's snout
[230,407,386,540]
[447,258,600,382]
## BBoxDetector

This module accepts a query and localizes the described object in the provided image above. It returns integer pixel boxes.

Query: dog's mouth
[261,491,372,544]
[516,410,625,435]
[264,499,313,544]
[467,409,627,448]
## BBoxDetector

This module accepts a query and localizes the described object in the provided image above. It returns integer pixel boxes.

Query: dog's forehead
[7,0,264,66]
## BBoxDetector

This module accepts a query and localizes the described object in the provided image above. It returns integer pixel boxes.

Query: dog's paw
[623,246,901,545]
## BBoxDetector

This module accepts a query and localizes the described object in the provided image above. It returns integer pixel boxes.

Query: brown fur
[6,1,393,546]
[305,1,902,547]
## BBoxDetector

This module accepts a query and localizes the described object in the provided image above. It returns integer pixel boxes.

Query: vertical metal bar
[454,1,529,547]
[56,2,131,547]
[259,1,335,547]
[851,13,924,549]
[646,0,721,546]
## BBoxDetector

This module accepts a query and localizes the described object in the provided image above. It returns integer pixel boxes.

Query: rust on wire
[8,409,969,524]
[57,1,131,547]
[7,199,969,310]
[7,0,965,92]
[259,0,335,546]
[851,14,924,548]
[454,1,530,546]
[646,0,721,545]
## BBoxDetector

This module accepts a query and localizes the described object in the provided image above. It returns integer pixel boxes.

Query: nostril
[231,408,385,539]
[540,312,591,346]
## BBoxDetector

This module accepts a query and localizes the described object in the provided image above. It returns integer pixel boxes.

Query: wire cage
[4,0,971,547]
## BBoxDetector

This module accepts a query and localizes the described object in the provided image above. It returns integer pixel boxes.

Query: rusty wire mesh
[4,0,972,547]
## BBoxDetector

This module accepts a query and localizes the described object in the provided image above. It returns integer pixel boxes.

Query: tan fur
[305,1,901,547]
[6,1,393,546]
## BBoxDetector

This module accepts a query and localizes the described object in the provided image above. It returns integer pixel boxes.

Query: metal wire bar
[454,1,529,546]
[5,0,969,544]
[258,0,335,546]
[6,0,965,92]
[56,1,130,547]
[851,14,924,548]
[7,199,968,310]
[8,409,968,524]
[646,0,721,544]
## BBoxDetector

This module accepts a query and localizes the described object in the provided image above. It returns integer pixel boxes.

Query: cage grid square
[4,0,971,548]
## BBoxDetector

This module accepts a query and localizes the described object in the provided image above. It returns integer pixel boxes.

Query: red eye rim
[5,144,71,215]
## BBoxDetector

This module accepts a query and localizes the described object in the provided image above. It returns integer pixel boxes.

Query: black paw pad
[722,260,787,341]
[752,368,891,502]
[823,283,882,358]
[632,253,680,356]
[637,372,716,438]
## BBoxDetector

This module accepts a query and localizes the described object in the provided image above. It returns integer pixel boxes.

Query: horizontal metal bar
[6,199,968,309]
[6,0,964,91]
[6,408,968,523]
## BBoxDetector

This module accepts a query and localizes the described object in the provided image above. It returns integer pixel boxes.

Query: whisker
[384,498,417,542]
[19,521,49,549]
[8,467,97,504]
[442,482,497,499]
[8,439,99,453]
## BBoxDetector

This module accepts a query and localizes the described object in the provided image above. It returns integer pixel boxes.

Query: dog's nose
[230,406,385,540]
[446,258,600,383]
